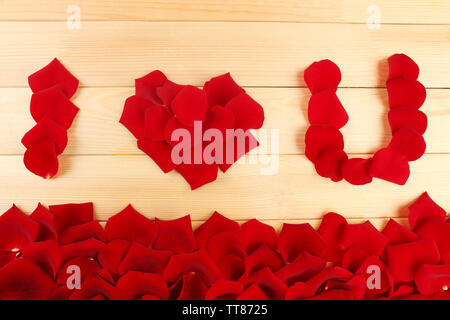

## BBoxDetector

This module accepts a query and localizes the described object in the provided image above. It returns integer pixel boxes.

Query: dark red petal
[30,86,79,129]
[50,202,93,234]
[176,272,208,300]
[163,115,198,147]
[137,139,176,173]
[206,231,245,263]
[356,256,391,298]
[340,221,388,256]
[415,264,450,295]
[119,95,154,139]
[171,85,207,127]
[382,219,418,245]
[203,73,245,107]
[49,285,73,300]
[314,147,348,182]
[225,93,264,131]
[135,70,167,104]
[217,254,245,281]
[105,204,158,247]
[369,147,410,185]
[326,275,366,300]
[244,244,283,277]
[0,251,16,268]
[61,238,105,262]
[118,242,171,275]
[276,251,326,286]
[415,218,450,257]
[240,219,277,255]
[340,248,370,273]
[241,267,288,300]
[219,131,259,172]
[278,223,327,262]
[0,259,56,300]
[318,212,347,262]
[57,256,101,285]
[163,250,222,286]
[30,203,57,241]
[22,117,68,155]
[154,215,196,254]
[408,192,447,231]
[70,274,115,300]
[97,240,131,277]
[387,54,420,81]
[388,106,427,135]
[156,80,184,109]
[308,89,348,129]
[386,239,440,283]
[342,157,373,185]
[206,279,243,300]
[389,285,415,300]
[305,125,344,162]
[143,105,171,141]
[113,271,168,300]
[0,205,39,251]
[194,211,240,248]
[304,59,341,94]
[176,163,219,190]
[387,78,426,109]
[58,221,106,245]
[307,289,354,300]
[23,138,59,179]
[28,58,79,98]
[22,240,62,278]
[388,127,426,161]
[205,105,235,134]
[237,283,269,300]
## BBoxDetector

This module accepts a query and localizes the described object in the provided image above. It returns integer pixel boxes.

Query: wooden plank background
[0,0,449,230]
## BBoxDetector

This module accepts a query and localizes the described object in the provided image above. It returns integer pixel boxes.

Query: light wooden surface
[1,1,449,227]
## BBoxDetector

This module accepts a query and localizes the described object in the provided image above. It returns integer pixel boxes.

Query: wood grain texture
[1,0,449,24]
[3,87,449,155]
[1,154,448,221]
[0,22,449,88]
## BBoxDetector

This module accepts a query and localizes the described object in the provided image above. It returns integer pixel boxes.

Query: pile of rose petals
[22,58,80,179]
[0,192,449,300]
[304,54,427,185]
[120,71,264,190]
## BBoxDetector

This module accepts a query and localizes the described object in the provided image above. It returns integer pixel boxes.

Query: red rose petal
[219,130,259,172]
[28,58,79,98]
[341,157,373,185]
[225,93,264,131]
[144,105,171,141]
[119,95,154,139]
[326,275,366,300]
[22,240,62,278]
[0,259,56,300]
[137,139,176,173]
[176,163,219,190]
[205,105,235,134]
[308,89,348,129]
[237,283,269,300]
[154,215,196,254]
[206,279,243,300]
[163,116,198,147]
[244,244,283,277]
[30,203,57,241]
[194,211,240,248]
[113,271,169,300]
[171,85,207,127]
[0,205,39,251]
[382,219,418,245]
[30,86,80,129]
[340,221,389,256]
[388,127,426,161]
[314,147,348,182]
[340,248,370,273]
[61,238,105,262]
[58,221,106,245]
[70,274,115,300]
[388,106,427,135]
[217,254,245,281]
[389,285,415,300]
[0,251,16,268]
[307,289,354,300]
[415,264,450,295]
[408,192,447,231]
[386,239,440,283]
[240,219,277,255]
[387,54,420,81]
[135,70,167,104]
[23,138,59,179]
[304,59,341,94]
[356,256,391,298]
[203,73,245,107]
[57,256,101,285]
[415,218,450,257]
[50,202,93,234]
[156,80,184,109]
[387,78,426,109]
[205,231,245,263]
[242,267,288,300]
[118,242,171,275]
[105,204,158,247]
[369,147,410,185]
[275,251,326,286]
[176,272,208,300]
[278,223,327,262]
[318,212,347,262]
[305,125,344,162]
[22,117,68,155]
[98,240,131,277]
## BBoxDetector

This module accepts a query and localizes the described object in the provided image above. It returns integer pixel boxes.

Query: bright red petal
[119,95,154,139]
[305,125,344,162]
[171,85,207,127]
[304,59,341,94]
[308,89,348,129]
[137,139,176,173]
[408,192,447,231]
[240,219,277,255]
[387,78,426,109]
[0,205,39,251]
[50,202,93,234]
[113,271,168,300]
[388,127,426,161]
[341,158,373,185]
[203,73,245,107]
[194,211,240,248]
[388,106,427,135]
[154,215,196,254]
[22,240,62,278]
[226,93,264,131]
[135,70,167,104]
[23,138,59,179]
[369,147,410,185]
[387,54,420,81]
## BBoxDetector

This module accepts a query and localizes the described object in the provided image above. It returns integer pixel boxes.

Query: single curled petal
[135,70,167,104]
[387,78,426,109]
[50,202,94,234]
[369,147,410,185]
[408,192,447,231]
[388,127,426,161]
[113,271,168,300]
[203,73,245,107]
[304,59,341,94]
[119,95,154,139]
[304,125,344,162]
[23,138,59,179]
[225,93,264,131]
[341,157,373,186]
[388,106,427,135]
[387,54,420,81]
[28,58,79,98]
[317,212,347,262]
[314,147,348,182]
[308,89,348,129]
[171,85,207,127]
[154,215,196,254]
